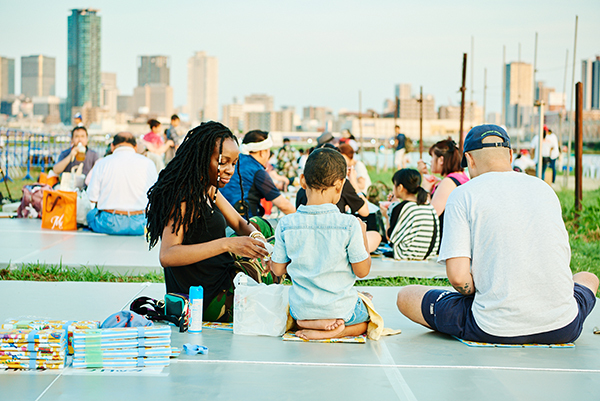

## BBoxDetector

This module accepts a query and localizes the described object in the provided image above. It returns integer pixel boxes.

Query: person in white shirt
[86,132,158,235]
[530,125,559,182]
[396,124,598,344]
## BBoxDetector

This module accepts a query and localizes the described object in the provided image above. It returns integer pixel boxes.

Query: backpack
[130,294,190,332]
[17,184,52,218]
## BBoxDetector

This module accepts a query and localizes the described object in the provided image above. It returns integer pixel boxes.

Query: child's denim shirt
[272,203,369,321]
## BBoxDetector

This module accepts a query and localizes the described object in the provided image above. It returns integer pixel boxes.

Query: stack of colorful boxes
[0,328,66,369]
[72,326,172,368]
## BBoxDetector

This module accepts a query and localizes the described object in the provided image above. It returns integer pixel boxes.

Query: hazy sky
[2,0,599,116]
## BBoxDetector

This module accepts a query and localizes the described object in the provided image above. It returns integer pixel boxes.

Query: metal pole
[483,68,487,122]
[459,53,467,153]
[565,15,578,187]
[470,36,474,127]
[532,32,538,139]
[502,45,506,126]
[574,82,583,219]
[536,101,544,179]
[559,49,568,185]
[419,86,423,159]
[358,90,363,158]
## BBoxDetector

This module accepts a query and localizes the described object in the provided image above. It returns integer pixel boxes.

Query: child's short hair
[303,148,347,191]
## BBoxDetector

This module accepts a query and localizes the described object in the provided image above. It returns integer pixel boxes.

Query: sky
[1,0,599,117]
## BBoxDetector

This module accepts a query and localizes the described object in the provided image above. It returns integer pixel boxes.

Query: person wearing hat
[73,112,84,127]
[397,124,598,344]
[220,130,296,218]
[317,132,334,146]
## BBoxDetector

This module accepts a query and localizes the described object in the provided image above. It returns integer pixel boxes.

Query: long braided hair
[145,121,244,249]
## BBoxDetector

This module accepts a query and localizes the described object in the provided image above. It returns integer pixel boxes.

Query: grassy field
[2,166,598,295]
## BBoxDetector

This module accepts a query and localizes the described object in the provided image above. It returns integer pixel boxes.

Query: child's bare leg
[296,319,344,331]
[296,321,368,340]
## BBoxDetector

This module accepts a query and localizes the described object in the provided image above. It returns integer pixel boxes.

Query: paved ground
[0,218,446,279]
[0,281,598,401]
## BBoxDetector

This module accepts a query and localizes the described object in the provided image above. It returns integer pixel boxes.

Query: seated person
[338,143,371,194]
[142,119,174,172]
[53,126,99,178]
[381,169,440,260]
[397,124,598,344]
[220,130,295,218]
[271,147,371,340]
[296,144,380,253]
[86,132,158,235]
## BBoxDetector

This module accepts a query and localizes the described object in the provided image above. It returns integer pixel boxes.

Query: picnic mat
[282,331,367,343]
[202,322,233,331]
[0,328,67,369]
[454,337,575,348]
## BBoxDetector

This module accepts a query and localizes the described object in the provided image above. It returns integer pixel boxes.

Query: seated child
[381,169,440,260]
[271,148,372,340]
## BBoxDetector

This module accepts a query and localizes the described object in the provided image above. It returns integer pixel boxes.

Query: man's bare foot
[295,324,346,340]
[296,319,344,331]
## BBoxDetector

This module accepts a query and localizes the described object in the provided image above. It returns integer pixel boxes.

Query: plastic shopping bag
[76,189,92,226]
[233,272,288,337]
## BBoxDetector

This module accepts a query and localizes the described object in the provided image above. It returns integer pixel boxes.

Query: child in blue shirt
[271,147,372,340]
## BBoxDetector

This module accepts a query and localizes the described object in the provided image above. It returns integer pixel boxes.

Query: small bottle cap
[189,285,203,300]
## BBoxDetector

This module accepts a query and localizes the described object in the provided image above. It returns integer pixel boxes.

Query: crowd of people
[47,120,597,342]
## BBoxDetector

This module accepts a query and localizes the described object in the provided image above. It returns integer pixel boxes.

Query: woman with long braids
[146,121,269,322]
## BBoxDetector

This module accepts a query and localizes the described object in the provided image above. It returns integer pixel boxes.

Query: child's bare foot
[295,323,346,340]
[296,319,344,331]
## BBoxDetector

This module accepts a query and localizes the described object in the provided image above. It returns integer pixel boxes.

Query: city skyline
[1,0,599,117]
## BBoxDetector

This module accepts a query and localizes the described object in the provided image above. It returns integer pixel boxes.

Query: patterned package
[73,346,172,359]
[0,359,65,370]
[72,326,171,341]
[0,329,65,345]
[0,349,65,361]
[2,320,100,355]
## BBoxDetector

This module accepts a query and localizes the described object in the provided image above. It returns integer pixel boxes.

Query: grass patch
[0,262,164,283]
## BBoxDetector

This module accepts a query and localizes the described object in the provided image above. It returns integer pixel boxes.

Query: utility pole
[358,90,363,158]
[532,32,538,138]
[535,100,544,179]
[483,68,487,122]
[502,45,506,127]
[459,53,467,154]
[419,86,424,159]
[575,81,583,222]
[470,36,474,128]
[565,15,578,188]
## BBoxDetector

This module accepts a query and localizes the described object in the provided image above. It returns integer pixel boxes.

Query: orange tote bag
[41,190,77,231]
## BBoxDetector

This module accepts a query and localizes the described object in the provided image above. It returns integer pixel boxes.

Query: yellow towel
[284,293,401,340]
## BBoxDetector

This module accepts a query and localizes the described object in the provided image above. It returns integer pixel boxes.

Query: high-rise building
[133,84,173,117]
[138,56,170,86]
[187,51,218,122]
[395,83,412,100]
[0,56,15,99]
[100,72,118,117]
[582,59,594,111]
[244,94,274,112]
[592,57,600,110]
[21,55,55,98]
[504,62,534,127]
[222,103,244,133]
[67,8,101,119]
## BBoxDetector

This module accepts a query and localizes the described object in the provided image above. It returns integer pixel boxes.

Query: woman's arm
[430,177,458,216]
[159,202,267,267]
[214,191,255,236]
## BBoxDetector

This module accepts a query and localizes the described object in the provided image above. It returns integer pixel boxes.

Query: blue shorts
[421,283,596,344]
[290,298,370,326]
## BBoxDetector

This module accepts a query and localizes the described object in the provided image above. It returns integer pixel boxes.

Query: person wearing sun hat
[396,124,598,344]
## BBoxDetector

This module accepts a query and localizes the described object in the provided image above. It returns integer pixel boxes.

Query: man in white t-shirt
[86,132,158,235]
[396,124,598,344]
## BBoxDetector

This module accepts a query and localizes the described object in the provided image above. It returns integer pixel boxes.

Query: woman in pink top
[417,138,469,240]
[142,119,174,172]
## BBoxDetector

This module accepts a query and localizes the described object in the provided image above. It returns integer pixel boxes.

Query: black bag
[130,294,190,332]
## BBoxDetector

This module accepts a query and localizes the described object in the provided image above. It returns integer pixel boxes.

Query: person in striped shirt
[382,169,440,260]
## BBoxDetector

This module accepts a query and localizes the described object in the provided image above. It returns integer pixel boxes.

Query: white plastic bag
[61,164,85,191]
[233,272,288,337]
[76,189,92,226]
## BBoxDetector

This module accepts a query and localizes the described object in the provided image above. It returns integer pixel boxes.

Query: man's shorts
[421,283,596,344]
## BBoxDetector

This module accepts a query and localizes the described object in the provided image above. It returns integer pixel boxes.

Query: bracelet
[249,230,266,241]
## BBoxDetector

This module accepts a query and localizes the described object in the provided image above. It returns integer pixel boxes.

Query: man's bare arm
[446,257,475,296]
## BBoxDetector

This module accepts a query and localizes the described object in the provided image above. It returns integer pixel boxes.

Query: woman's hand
[417,160,428,175]
[227,236,269,259]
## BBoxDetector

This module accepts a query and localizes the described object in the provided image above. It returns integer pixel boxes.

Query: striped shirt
[388,201,440,260]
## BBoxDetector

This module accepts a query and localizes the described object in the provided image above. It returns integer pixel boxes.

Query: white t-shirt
[87,146,158,211]
[547,133,560,159]
[353,160,372,192]
[438,171,577,337]
[530,135,555,158]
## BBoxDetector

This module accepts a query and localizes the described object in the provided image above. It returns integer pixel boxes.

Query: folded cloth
[101,311,153,328]
[284,293,401,341]
[72,326,171,341]
[0,349,65,361]
[73,346,172,358]
[0,359,65,369]
[0,329,65,345]
[72,356,170,369]
[72,337,171,350]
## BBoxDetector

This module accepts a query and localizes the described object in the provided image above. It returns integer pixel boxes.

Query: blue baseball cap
[74,112,82,119]
[461,124,511,168]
